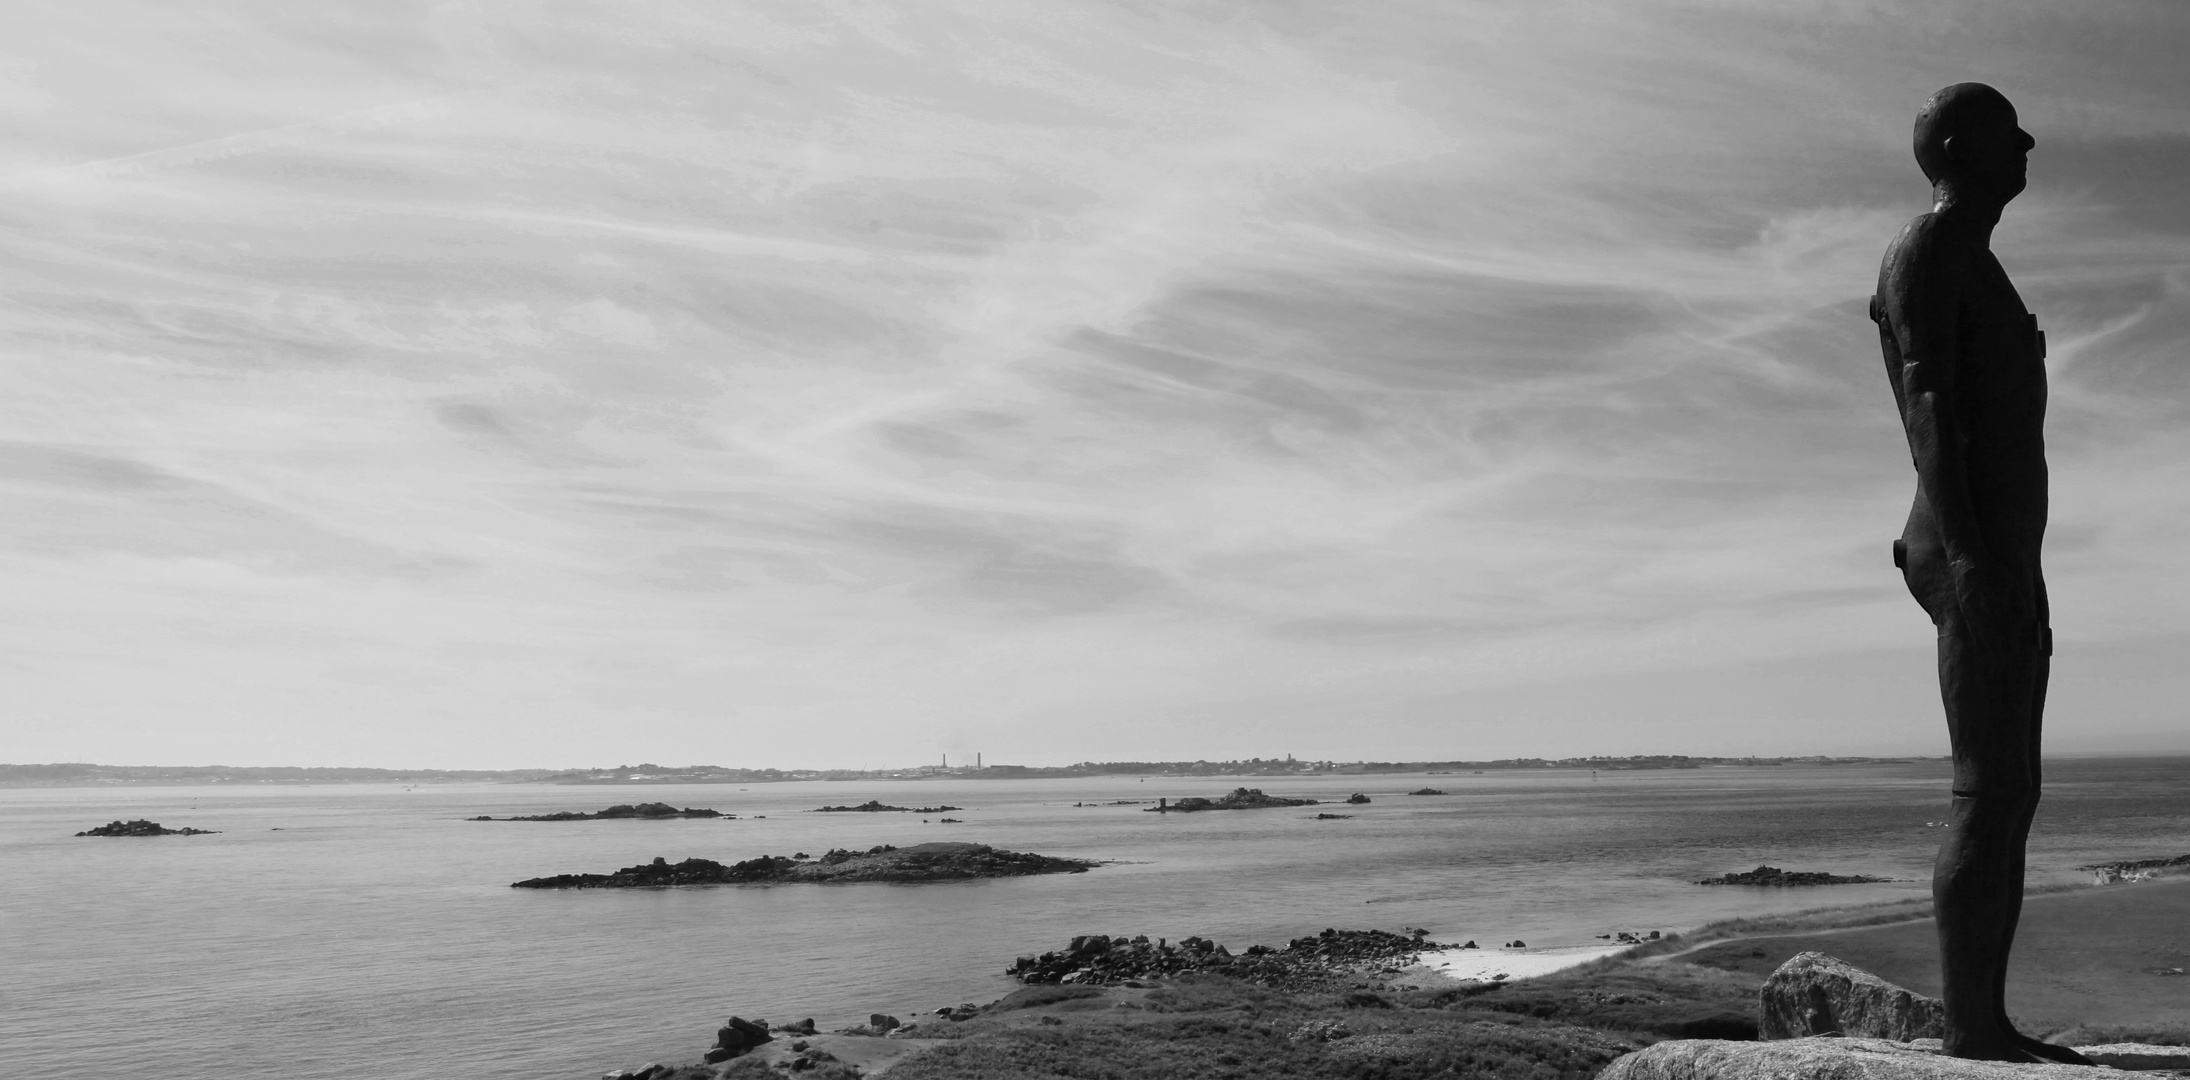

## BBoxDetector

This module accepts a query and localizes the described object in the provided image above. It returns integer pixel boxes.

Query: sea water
[5,758,2188,1079]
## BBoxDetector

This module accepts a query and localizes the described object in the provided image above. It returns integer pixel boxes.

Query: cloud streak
[2,0,2187,766]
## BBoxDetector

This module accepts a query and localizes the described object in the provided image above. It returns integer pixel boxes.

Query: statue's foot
[1943,1029,2045,1063]
[2010,1032,2093,1066]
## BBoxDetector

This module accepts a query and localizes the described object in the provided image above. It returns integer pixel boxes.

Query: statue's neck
[1931,181,2003,248]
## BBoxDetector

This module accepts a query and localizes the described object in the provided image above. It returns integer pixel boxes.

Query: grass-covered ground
[639,878,2190,1079]
[735,958,1761,1080]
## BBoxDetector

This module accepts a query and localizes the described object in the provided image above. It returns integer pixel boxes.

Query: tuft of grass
[1461,960,1760,1040]
[990,984,1107,1013]
[1143,973,1292,1014]
[885,959,1773,1079]
[713,1054,863,1080]
[885,1012,1636,1080]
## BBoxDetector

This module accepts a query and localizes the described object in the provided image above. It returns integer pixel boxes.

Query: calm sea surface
[6,759,2189,1079]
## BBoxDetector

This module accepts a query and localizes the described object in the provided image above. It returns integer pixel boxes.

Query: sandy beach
[1407,943,1633,983]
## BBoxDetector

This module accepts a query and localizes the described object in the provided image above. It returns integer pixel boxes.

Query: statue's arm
[1885,237,1991,569]
[1882,229,2033,637]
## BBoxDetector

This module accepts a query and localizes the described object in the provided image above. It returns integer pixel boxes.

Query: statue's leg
[1997,628,2092,1065]
[1904,507,2031,1061]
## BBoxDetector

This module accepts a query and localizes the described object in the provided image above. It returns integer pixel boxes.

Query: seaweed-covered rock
[1696,865,1892,886]
[478,803,722,821]
[1144,788,1319,813]
[76,819,217,836]
[512,842,1095,888]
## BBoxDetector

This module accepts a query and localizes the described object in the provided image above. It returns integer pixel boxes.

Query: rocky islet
[470,802,726,821]
[511,842,1096,889]
[1694,865,1893,886]
[75,819,217,836]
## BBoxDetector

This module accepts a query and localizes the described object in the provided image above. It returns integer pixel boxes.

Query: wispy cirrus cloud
[2,0,2187,766]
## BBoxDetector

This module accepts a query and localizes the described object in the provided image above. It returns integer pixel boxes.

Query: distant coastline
[0,755,1951,787]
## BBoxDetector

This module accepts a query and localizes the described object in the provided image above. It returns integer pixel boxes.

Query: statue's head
[1914,83,2034,204]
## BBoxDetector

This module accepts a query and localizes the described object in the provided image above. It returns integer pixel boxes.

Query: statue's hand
[1951,561,2039,655]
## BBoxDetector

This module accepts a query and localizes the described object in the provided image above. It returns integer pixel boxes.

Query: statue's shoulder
[1878,212,1975,301]
[1883,212,1961,269]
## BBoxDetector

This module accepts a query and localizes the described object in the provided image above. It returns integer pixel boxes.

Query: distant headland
[0,754,1941,787]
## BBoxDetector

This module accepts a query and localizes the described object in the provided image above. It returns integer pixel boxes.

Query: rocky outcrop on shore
[2081,852,2190,883]
[1007,927,1454,991]
[1760,952,1943,1041]
[511,842,1096,888]
[812,800,962,813]
[76,819,217,836]
[1696,865,1892,886]
[1143,787,1319,812]
[471,802,723,821]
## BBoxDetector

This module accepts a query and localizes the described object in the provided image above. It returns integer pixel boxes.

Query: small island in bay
[1694,865,1892,886]
[1408,787,1447,795]
[811,800,962,813]
[1143,787,1319,812]
[469,802,726,821]
[76,819,218,836]
[511,841,1095,889]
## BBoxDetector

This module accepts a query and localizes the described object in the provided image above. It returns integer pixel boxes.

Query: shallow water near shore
[6,757,2188,1080]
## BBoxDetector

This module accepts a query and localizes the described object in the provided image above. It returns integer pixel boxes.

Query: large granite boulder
[1762,952,1944,1041]
[1601,1037,2100,1080]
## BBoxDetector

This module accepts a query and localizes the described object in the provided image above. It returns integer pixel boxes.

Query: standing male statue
[1872,83,2086,1064]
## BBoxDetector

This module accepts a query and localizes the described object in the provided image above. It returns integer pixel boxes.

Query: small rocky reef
[1694,865,1892,886]
[76,819,217,836]
[1008,927,1451,991]
[471,802,724,821]
[1143,787,1320,813]
[812,800,962,813]
[2082,852,2190,884]
[1407,787,1447,795]
[512,842,1095,889]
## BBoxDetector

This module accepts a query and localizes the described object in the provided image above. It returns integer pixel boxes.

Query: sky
[2,1,2188,769]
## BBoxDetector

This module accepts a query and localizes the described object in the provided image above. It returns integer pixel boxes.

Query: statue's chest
[1960,257,2046,403]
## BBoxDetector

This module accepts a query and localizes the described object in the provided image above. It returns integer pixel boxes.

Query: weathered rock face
[1761,952,1944,1041]
[1602,1037,2103,1080]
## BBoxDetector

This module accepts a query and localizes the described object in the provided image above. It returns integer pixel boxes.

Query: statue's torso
[1880,216,2049,562]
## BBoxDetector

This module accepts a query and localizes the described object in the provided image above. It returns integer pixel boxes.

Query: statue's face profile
[1916,83,2036,204]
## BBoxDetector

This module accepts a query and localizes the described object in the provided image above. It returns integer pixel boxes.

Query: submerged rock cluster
[812,800,962,813]
[2080,852,2190,884]
[1007,927,1447,991]
[1694,865,1891,886]
[512,842,1097,889]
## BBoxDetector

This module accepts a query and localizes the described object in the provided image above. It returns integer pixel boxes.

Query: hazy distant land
[1,755,1935,787]
[0,755,1934,787]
